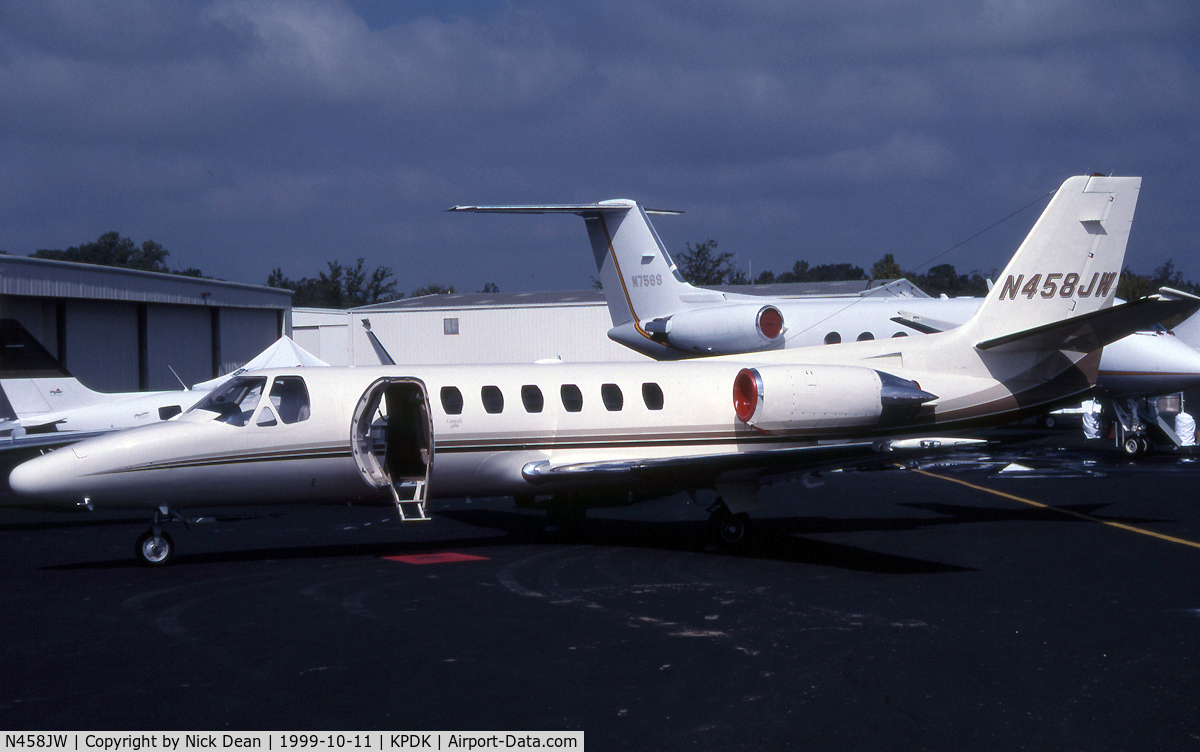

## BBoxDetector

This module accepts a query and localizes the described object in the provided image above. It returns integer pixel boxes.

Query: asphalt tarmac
[3,434,1200,750]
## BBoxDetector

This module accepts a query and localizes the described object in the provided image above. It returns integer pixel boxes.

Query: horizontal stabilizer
[447,202,682,216]
[0,429,106,453]
[976,288,1200,352]
[891,312,961,335]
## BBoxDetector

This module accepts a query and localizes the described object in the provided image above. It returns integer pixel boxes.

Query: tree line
[670,239,1200,301]
[23,231,1199,307]
[26,231,477,308]
[670,239,994,297]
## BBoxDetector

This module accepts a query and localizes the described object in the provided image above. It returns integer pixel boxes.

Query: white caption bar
[1,733,583,752]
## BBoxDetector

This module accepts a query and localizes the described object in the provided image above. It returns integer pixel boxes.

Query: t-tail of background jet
[449,200,786,359]
[0,319,123,432]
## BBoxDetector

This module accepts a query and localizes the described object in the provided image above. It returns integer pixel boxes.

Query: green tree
[866,254,992,297]
[33,232,191,275]
[764,259,865,284]
[268,258,401,308]
[1116,259,1197,302]
[675,239,747,285]
[410,283,456,297]
[871,253,903,280]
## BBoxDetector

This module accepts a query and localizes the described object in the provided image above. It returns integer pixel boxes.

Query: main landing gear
[707,499,752,550]
[134,506,186,566]
[1121,434,1152,457]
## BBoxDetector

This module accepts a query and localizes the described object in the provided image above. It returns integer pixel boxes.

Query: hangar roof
[350,279,926,313]
[0,255,292,309]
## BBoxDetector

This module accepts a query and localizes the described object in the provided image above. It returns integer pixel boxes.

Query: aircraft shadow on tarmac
[897,500,1171,526]
[40,507,982,574]
[29,487,1178,574]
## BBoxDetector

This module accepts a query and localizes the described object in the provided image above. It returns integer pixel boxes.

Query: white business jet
[9,176,1192,566]
[450,179,1200,453]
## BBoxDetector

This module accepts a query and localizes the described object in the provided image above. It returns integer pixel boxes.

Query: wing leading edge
[521,436,986,486]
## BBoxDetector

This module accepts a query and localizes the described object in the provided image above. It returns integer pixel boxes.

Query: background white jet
[0,320,327,448]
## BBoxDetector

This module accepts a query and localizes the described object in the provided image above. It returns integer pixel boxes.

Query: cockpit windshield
[192,376,267,426]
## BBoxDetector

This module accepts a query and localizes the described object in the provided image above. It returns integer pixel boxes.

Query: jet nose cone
[8,448,81,504]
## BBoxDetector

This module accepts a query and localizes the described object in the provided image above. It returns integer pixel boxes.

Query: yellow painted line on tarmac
[912,468,1200,551]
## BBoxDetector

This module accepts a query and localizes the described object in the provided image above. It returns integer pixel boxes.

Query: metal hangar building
[0,255,293,392]
[290,280,926,366]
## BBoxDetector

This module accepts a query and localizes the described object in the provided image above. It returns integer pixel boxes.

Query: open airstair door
[351,378,434,521]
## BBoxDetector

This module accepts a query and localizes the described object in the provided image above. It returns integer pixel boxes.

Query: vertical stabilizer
[449,201,712,357]
[0,319,107,418]
[958,175,1141,346]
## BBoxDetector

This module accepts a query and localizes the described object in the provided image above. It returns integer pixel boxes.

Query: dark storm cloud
[2,0,1198,293]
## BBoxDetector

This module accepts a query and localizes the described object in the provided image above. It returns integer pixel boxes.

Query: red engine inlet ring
[733,368,760,423]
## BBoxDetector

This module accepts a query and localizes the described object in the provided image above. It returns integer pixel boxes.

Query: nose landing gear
[134,506,187,566]
[136,528,174,566]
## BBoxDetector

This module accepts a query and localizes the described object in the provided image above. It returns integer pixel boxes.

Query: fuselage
[7,327,1093,511]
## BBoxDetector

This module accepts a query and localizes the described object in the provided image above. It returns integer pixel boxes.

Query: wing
[1,429,107,453]
[521,436,986,486]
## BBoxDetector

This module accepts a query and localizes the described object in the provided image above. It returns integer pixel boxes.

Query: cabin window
[561,384,583,412]
[521,385,544,413]
[481,385,504,414]
[601,383,623,411]
[256,407,279,427]
[440,386,464,415]
[158,405,182,421]
[642,383,664,410]
[193,376,267,426]
[824,332,841,345]
[269,376,311,423]
[857,332,875,341]
[444,318,459,335]
[892,331,908,338]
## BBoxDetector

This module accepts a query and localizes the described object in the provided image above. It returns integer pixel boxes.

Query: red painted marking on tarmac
[383,552,490,565]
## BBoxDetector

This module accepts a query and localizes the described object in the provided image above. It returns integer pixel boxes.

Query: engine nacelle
[733,365,937,433]
[644,304,784,355]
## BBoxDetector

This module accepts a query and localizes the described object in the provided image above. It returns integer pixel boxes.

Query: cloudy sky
[2,1,1198,295]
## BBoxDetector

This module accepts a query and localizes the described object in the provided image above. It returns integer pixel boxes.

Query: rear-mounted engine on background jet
[732,365,937,433]
[641,304,785,355]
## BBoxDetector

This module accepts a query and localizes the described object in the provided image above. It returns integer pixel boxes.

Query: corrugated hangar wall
[0,256,292,393]
[145,304,213,391]
[64,299,140,392]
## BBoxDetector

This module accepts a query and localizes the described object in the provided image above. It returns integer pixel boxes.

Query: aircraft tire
[1122,436,1143,457]
[713,512,752,550]
[136,530,175,567]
